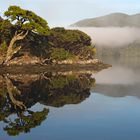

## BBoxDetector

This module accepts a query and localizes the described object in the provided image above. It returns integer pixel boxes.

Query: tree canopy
[1,5,50,64]
[4,6,50,35]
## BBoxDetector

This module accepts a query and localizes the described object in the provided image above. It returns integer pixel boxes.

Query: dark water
[0,57,140,140]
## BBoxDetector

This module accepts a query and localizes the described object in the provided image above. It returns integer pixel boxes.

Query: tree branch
[16,30,29,40]
[4,30,29,64]
[5,75,26,110]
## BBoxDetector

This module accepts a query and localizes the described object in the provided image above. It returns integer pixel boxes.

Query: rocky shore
[0,61,111,74]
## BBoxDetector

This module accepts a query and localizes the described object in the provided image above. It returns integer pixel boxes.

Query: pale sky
[0,0,140,27]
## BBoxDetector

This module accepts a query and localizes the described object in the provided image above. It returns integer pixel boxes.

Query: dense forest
[0,6,96,65]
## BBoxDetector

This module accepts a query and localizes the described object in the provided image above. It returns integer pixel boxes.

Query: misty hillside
[71,13,140,27]
[96,41,140,58]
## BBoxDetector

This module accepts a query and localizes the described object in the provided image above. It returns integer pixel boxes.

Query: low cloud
[72,27,140,48]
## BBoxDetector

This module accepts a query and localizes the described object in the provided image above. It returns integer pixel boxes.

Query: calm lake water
[0,57,140,140]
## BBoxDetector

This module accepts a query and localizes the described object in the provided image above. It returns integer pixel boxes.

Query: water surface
[0,57,140,140]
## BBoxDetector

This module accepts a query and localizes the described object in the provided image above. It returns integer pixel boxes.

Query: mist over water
[72,27,140,48]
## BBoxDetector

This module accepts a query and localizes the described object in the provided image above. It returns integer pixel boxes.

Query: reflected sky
[1,93,140,140]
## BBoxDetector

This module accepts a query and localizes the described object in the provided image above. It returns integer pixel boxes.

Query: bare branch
[13,46,22,55]
[16,30,29,40]
[5,75,26,110]
[4,30,28,64]
[17,31,24,37]
[40,73,51,81]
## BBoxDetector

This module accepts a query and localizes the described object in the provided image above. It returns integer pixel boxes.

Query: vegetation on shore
[0,6,96,65]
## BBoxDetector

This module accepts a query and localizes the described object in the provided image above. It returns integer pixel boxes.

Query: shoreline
[0,62,111,74]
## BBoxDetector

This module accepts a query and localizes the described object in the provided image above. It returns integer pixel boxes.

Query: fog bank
[94,66,140,85]
[72,27,140,48]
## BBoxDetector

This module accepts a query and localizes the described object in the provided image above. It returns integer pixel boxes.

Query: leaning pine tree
[3,6,50,64]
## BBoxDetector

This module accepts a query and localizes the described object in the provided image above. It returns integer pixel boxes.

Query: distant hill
[71,13,140,27]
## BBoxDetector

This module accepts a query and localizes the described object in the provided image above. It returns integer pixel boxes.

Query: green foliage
[48,27,91,51]
[4,5,50,36]
[0,19,13,44]
[0,19,11,31]
[50,48,74,61]
[78,45,96,60]
[0,41,7,54]
[1,41,7,50]
[47,74,94,107]
[47,27,96,60]
[4,108,49,136]
[51,75,76,89]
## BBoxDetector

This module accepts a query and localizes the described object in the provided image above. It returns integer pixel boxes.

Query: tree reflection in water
[0,72,95,136]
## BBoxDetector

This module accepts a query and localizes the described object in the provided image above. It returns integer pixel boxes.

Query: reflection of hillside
[0,73,95,108]
[0,73,95,136]
[92,84,140,98]
[9,73,95,107]
[96,41,140,59]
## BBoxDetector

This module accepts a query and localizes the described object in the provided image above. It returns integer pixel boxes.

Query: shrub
[50,48,74,61]
[78,45,96,60]
[48,27,91,51]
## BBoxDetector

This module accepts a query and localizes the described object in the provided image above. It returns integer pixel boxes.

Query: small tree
[3,6,50,64]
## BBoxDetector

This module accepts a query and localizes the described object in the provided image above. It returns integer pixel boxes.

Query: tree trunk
[4,31,28,65]
[5,75,26,109]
